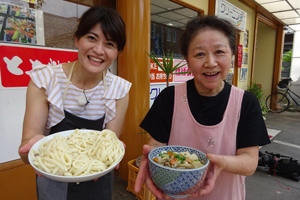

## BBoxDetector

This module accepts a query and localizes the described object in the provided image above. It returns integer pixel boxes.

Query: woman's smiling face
[186,28,232,96]
[75,23,119,74]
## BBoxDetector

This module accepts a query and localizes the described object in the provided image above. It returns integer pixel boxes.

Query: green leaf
[283,49,292,63]
[146,50,189,87]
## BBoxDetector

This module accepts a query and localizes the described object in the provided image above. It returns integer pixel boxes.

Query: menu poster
[22,0,37,4]
[0,2,43,45]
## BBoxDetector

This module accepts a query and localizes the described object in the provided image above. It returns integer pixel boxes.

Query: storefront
[0,0,285,199]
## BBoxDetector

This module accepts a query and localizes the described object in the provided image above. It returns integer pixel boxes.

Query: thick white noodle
[30,129,124,177]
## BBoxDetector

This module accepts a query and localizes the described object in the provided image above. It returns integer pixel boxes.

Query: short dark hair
[74,7,126,51]
[180,15,236,57]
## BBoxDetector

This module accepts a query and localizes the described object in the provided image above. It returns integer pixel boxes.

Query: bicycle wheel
[265,92,290,113]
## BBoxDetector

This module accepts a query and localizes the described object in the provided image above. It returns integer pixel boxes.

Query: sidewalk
[113,172,137,200]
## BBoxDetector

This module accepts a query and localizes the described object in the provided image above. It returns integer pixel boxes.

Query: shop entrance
[253,20,277,101]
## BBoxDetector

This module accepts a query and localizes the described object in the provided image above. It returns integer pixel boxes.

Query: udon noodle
[30,129,124,176]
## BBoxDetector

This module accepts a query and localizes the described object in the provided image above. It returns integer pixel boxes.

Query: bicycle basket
[277,78,291,91]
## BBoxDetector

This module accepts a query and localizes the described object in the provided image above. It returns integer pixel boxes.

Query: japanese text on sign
[0,44,78,88]
[215,0,247,32]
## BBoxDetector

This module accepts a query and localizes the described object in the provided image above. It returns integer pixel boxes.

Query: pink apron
[165,82,245,200]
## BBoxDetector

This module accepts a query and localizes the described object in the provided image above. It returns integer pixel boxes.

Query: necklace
[77,89,89,106]
[63,61,107,107]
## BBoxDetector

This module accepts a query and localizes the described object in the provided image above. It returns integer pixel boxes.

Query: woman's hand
[189,153,225,197]
[134,145,169,199]
[19,134,45,155]
[19,134,45,177]
[190,148,258,197]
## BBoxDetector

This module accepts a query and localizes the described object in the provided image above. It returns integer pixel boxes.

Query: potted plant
[147,50,190,87]
[247,82,268,120]
[282,49,292,72]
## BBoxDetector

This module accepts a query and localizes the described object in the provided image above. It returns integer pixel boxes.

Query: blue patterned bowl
[148,145,209,198]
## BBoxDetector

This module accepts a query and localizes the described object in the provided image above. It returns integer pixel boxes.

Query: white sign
[215,0,247,32]
[150,83,179,107]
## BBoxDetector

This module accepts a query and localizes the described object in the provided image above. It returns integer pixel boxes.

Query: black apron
[36,62,113,200]
[36,111,113,200]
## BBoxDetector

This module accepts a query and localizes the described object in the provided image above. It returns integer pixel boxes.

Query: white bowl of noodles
[28,129,125,183]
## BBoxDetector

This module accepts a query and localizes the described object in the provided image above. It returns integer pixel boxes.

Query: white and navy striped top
[29,64,131,132]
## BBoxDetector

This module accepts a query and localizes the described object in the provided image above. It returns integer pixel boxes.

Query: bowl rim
[28,129,125,182]
[148,145,209,172]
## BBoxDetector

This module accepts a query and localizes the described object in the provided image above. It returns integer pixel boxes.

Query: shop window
[166,27,171,42]
[151,22,156,39]
[150,1,198,59]
[1,0,90,49]
[172,29,177,43]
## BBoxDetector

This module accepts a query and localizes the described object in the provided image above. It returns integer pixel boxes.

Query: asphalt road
[246,111,300,200]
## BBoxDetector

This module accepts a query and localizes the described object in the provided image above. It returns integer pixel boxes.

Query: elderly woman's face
[186,28,232,96]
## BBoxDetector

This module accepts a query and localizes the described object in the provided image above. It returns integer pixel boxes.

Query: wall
[0,87,26,163]
[227,0,256,90]
[254,21,277,100]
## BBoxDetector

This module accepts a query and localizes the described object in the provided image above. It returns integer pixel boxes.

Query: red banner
[150,58,173,83]
[238,45,243,68]
[0,44,78,88]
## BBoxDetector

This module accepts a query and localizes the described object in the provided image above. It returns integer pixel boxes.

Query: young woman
[135,15,270,200]
[19,7,131,200]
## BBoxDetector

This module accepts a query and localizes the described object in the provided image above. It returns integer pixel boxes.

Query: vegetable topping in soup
[153,150,204,169]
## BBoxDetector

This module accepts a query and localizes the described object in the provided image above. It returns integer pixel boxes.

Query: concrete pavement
[246,111,300,200]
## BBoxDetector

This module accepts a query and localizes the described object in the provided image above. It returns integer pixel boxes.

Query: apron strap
[62,62,107,114]
[63,61,76,105]
[102,70,107,114]
[103,70,106,91]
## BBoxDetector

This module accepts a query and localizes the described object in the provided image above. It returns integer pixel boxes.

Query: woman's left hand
[189,153,226,197]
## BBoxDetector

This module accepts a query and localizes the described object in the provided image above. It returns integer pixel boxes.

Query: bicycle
[265,78,300,113]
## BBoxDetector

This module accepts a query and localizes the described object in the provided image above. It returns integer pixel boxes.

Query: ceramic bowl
[148,145,209,198]
[28,129,125,183]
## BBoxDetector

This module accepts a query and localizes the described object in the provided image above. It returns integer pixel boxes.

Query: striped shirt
[30,64,131,132]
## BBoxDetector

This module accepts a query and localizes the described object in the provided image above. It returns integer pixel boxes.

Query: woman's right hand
[19,134,45,178]
[134,145,169,199]
[19,134,45,155]
[19,134,45,177]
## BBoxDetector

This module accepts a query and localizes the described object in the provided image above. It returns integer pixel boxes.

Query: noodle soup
[153,150,205,169]
[148,146,209,198]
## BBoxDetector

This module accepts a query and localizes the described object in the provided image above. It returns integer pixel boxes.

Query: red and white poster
[149,58,193,107]
[238,45,243,68]
[0,44,78,88]
[150,58,173,83]
[150,58,192,84]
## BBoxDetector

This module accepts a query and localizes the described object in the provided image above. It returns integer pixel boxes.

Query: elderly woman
[135,15,270,200]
